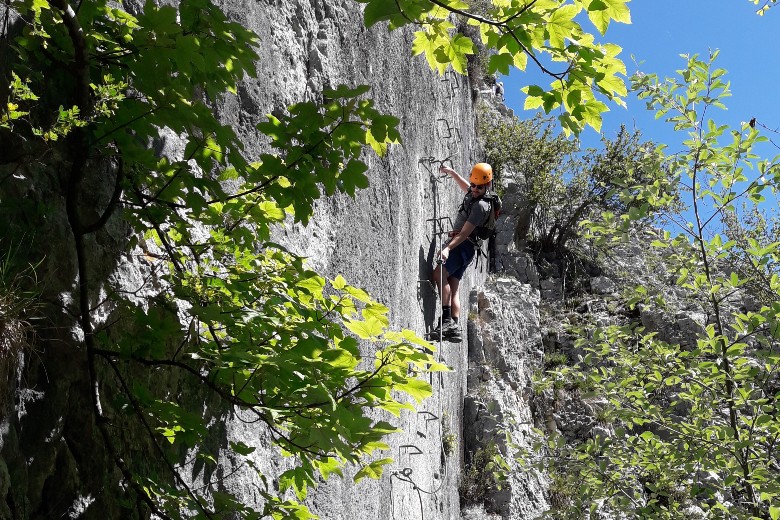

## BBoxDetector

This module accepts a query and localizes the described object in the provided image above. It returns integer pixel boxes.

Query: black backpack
[460,191,502,243]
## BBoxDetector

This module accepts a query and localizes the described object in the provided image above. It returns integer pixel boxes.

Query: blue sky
[502,1,780,153]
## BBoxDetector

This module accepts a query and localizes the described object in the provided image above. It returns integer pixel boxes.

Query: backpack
[459,191,502,243]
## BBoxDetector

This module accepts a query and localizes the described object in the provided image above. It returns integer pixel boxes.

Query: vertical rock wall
[209,2,488,518]
[206,2,486,518]
[0,0,514,518]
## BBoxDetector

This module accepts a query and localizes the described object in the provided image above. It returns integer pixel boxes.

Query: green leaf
[339,159,369,196]
[279,467,311,501]
[332,275,347,290]
[353,458,393,482]
[362,1,403,27]
[547,5,579,48]
[522,85,546,110]
[258,200,285,221]
[395,377,432,403]
[380,401,416,417]
[344,317,385,339]
[230,441,256,456]
[298,274,325,296]
[488,53,514,75]
[362,302,389,325]
[314,458,343,480]
[588,0,631,34]
[344,284,372,303]
[434,34,474,74]
[321,349,358,370]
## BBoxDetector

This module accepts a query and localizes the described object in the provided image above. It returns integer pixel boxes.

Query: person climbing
[495,81,505,101]
[430,162,494,342]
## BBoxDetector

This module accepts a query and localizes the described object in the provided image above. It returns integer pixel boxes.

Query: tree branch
[101,353,217,519]
[82,155,124,234]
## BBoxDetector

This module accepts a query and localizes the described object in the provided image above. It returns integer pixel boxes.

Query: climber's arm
[439,166,469,193]
[440,221,476,262]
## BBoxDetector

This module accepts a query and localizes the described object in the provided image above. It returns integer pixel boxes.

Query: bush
[477,109,670,254]
[460,441,510,506]
[0,244,38,413]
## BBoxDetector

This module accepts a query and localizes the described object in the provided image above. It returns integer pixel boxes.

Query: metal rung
[426,216,453,240]
[399,444,423,456]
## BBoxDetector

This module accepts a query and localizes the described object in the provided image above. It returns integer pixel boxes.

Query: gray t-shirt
[452,193,491,239]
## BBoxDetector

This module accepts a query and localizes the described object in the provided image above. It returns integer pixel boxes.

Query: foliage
[356,0,632,135]
[0,242,38,354]
[0,0,446,518]
[441,412,457,456]
[478,110,572,247]
[460,441,510,506]
[722,204,780,305]
[542,125,668,252]
[478,108,576,191]
[0,241,39,415]
[544,468,581,517]
[442,431,457,456]
[478,107,666,255]
[751,0,779,15]
[532,53,780,519]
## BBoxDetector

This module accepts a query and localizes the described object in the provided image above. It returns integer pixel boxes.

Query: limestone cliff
[0,0,514,518]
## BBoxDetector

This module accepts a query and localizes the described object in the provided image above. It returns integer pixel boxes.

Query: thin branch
[62,103,167,520]
[754,120,780,150]
[50,0,90,118]
[422,0,573,80]
[149,128,205,204]
[218,111,354,207]
[91,106,158,145]
[82,155,124,234]
[700,177,761,230]
[101,354,217,519]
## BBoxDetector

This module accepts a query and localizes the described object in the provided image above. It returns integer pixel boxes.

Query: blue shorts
[444,241,476,280]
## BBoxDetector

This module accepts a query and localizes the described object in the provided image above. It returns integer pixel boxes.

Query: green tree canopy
[357,0,631,135]
[531,52,780,520]
[478,108,667,254]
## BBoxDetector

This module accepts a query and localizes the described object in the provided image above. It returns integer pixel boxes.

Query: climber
[495,81,504,101]
[430,162,494,342]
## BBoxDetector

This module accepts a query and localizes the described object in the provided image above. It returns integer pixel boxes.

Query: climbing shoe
[443,327,462,343]
[427,319,460,341]
[427,318,452,339]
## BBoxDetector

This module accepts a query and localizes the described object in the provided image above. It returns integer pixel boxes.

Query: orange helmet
[469,163,493,184]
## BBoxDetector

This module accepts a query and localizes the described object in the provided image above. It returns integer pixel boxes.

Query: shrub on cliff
[531,52,780,520]
[478,109,669,255]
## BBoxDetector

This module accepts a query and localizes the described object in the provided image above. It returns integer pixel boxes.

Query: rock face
[0,0,501,519]
[462,279,549,518]
[209,2,484,519]
[1,1,575,519]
